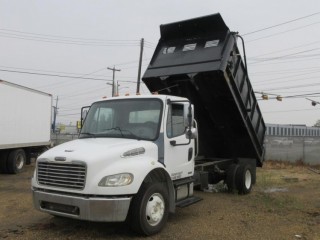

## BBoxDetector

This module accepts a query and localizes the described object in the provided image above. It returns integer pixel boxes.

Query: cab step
[176,196,202,208]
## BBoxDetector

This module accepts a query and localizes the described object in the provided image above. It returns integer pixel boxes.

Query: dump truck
[31,13,265,235]
[0,80,52,174]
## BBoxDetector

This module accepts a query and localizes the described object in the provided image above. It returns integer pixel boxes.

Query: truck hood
[39,138,157,163]
[35,138,160,194]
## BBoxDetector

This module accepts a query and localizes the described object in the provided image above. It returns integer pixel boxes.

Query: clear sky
[0,0,320,126]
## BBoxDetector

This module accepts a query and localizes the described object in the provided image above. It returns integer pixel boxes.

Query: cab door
[164,102,194,180]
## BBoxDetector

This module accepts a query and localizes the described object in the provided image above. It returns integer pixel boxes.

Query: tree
[313,120,320,127]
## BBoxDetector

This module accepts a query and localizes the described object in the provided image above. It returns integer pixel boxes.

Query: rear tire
[130,182,169,236]
[7,149,26,174]
[236,163,253,194]
[226,164,239,192]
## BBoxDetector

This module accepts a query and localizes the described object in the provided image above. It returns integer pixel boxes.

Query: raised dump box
[143,13,265,166]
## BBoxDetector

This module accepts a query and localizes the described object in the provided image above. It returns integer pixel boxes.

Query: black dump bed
[142,13,265,166]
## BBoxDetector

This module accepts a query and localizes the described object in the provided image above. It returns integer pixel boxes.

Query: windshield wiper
[103,127,124,137]
[103,127,141,140]
[79,132,96,138]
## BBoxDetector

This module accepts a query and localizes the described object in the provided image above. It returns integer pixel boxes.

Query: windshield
[80,98,162,141]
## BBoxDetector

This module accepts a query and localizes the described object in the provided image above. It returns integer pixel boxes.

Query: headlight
[98,173,134,187]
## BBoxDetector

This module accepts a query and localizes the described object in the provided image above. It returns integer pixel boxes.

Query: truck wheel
[236,164,253,195]
[226,164,239,192]
[0,151,9,173]
[130,182,169,236]
[7,149,26,174]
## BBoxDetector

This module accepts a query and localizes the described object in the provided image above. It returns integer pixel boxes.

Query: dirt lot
[0,161,320,240]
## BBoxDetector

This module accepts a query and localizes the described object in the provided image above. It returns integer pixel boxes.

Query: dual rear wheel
[226,162,255,194]
[0,149,26,174]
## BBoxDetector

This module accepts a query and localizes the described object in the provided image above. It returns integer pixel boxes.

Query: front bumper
[32,189,132,222]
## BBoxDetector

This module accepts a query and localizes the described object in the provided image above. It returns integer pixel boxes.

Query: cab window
[166,104,185,138]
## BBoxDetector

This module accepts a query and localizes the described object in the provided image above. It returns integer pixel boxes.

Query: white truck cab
[32,95,197,235]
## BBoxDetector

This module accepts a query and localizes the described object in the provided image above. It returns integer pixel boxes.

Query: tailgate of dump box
[142,13,265,166]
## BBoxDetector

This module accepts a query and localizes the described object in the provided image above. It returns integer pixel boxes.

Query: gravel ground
[0,161,320,240]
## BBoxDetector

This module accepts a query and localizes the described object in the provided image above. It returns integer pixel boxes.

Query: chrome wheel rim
[16,154,24,170]
[245,169,252,189]
[146,193,165,226]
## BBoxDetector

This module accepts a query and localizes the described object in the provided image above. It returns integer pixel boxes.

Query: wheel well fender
[142,168,175,213]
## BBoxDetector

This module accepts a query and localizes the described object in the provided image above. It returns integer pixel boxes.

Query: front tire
[130,182,169,236]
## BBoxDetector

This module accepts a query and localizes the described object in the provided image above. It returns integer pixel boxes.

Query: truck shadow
[30,216,135,238]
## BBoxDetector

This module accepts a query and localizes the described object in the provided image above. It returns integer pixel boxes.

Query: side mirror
[80,106,90,129]
[185,127,198,139]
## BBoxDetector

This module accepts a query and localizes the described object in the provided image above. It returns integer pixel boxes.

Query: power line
[0,62,146,78]
[0,28,138,42]
[246,21,320,43]
[59,86,112,99]
[250,66,320,76]
[249,53,320,63]
[144,40,156,46]
[255,76,320,88]
[263,108,318,114]
[58,113,80,117]
[263,82,320,91]
[242,11,320,36]
[249,40,320,59]
[249,56,320,66]
[0,33,140,47]
[0,68,136,83]
[258,92,320,99]
[253,70,320,84]
[249,48,320,64]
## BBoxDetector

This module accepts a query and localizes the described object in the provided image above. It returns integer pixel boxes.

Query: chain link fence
[51,133,78,146]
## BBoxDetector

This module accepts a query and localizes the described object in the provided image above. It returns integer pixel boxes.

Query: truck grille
[37,161,86,190]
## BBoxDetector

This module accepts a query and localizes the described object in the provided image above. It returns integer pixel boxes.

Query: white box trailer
[0,80,52,174]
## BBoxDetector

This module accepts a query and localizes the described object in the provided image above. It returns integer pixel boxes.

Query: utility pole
[52,96,59,132]
[107,66,121,97]
[136,38,144,94]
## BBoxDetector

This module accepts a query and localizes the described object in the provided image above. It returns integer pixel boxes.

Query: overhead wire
[0,33,140,47]
[249,40,320,58]
[246,21,320,43]
[242,12,320,104]
[249,57,320,66]
[0,68,137,83]
[253,69,320,83]
[0,28,139,42]
[0,28,141,47]
[242,11,320,36]
[263,82,320,91]
[3,12,320,119]
[263,108,319,114]
[249,48,320,64]
[250,66,320,76]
